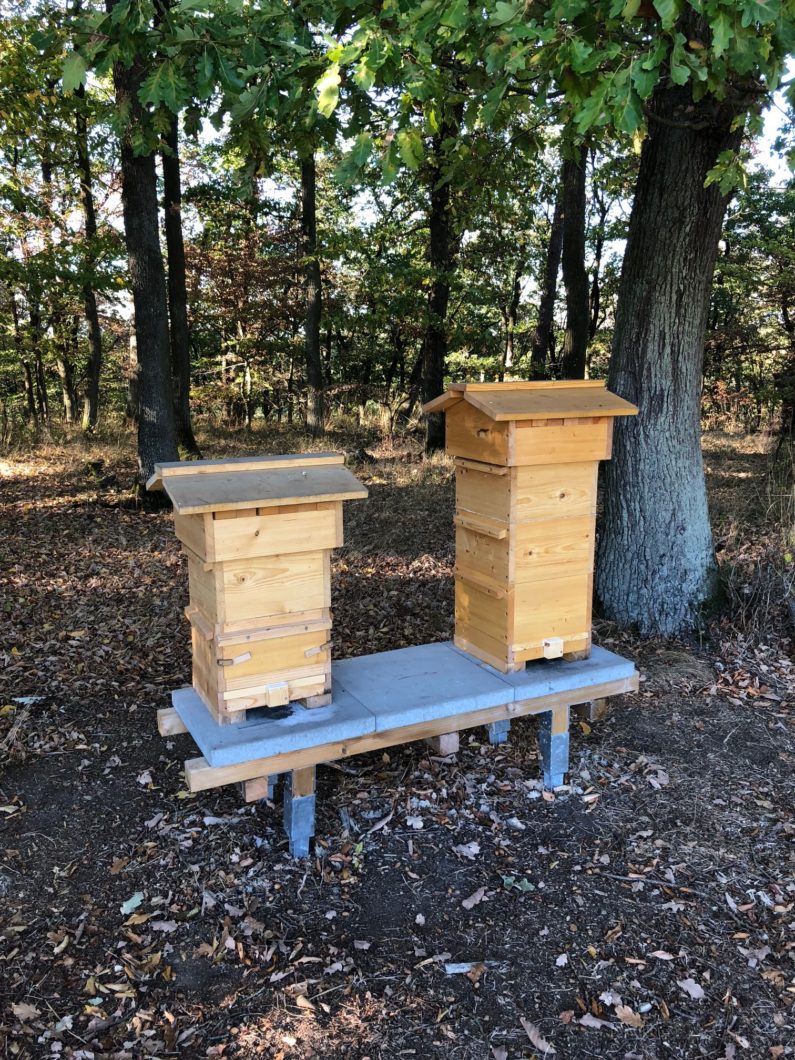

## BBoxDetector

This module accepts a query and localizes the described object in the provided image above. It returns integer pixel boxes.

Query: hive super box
[147,453,367,723]
[423,381,638,672]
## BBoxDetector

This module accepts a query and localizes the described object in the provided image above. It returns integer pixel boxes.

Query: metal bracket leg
[487,719,511,745]
[283,769,316,858]
[538,707,570,789]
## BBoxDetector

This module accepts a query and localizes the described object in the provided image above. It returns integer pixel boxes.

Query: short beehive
[148,453,367,722]
[423,381,637,672]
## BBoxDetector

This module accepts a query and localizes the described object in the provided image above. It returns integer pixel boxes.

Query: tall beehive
[423,381,637,672]
[147,453,367,723]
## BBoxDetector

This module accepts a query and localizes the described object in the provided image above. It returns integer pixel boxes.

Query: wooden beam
[157,707,188,737]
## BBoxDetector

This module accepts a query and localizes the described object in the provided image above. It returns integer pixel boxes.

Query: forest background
[1,0,794,638]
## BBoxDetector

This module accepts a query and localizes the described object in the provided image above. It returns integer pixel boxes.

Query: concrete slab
[333,642,512,732]
[451,644,636,701]
[171,686,375,768]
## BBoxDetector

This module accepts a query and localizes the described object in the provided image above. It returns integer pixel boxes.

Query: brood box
[424,381,637,672]
[148,453,367,721]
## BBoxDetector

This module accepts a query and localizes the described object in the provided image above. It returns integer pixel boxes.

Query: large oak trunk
[162,117,200,455]
[108,0,178,481]
[75,84,103,433]
[559,145,589,380]
[301,154,324,437]
[423,120,461,452]
[529,192,563,380]
[596,83,742,635]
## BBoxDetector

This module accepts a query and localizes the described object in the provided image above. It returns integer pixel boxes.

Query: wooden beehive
[147,453,367,722]
[424,381,637,672]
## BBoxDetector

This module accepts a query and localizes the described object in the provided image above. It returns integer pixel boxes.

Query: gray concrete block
[334,642,512,731]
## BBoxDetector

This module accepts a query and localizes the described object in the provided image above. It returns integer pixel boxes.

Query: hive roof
[423,381,638,421]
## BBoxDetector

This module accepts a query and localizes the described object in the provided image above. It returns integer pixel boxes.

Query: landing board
[171,643,637,768]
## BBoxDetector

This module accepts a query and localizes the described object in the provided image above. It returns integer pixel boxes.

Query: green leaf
[62,51,87,94]
[490,1,522,27]
[139,60,188,112]
[441,0,470,30]
[631,64,659,98]
[653,0,680,29]
[315,65,341,119]
[615,84,643,134]
[397,128,424,169]
[711,12,732,56]
[574,81,609,133]
[669,37,690,85]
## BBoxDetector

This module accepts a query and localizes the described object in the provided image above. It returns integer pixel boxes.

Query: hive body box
[424,381,637,673]
[148,453,367,722]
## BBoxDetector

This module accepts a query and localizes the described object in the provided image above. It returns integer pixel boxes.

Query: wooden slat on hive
[160,465,368,515]
[147,451,344,491]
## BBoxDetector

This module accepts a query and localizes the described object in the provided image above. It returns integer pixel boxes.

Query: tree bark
[75,85,103,432]
[423,124,460,452]
[161,116,200,455]
[107,0,178,482]
[301,154,325,436]
[529,192,564,380]
[502,252,525,377]
[560,145,590,379]
[596,81,744,635]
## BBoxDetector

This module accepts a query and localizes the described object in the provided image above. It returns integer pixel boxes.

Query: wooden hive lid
[147,452,367,515]
[423,380,638,421]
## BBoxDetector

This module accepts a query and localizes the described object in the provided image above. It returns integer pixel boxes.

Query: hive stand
[423,381,638,672]
[158,643,638,857]
[147,453,367,723]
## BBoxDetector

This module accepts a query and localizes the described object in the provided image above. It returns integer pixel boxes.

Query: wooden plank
[200,506,340,563]
[513,515,594,580]
[512,463,596,522]
[186,549,330,627]
[453,512,508,540]
[453,457,508,476]
[455,524,511,589]
[426,732,459,755]
[513,572,591,651]
[462,386,638,423]
[243,776,274,802]
[291,766,316,798]
[161,465,368,516]
[157,707,188,736]
[445,402,510,465]
[511,420,611,466]
[450,381,607,392]
[147,452,345,491]
[455,465,511,525]
[183,675,639,792]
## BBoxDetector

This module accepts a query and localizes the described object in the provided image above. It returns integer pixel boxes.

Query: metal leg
[538,705,569,788]
[487,719,511,745]
[283,767,316,858]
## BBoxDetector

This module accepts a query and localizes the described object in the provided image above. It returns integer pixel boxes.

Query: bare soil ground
[1,426,793,1060]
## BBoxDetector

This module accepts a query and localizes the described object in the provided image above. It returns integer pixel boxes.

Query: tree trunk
[55,351,78,422]
[560,145,589,379]
[75,83,104,433]
[529,192,564,380]
[107,0,178,482]
[423,125,460,452]
[503,252,525,376]
[596,82,744,635]
[301,153,324,437]
[161,116,200,455]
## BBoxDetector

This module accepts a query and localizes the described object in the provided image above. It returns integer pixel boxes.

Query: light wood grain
[161,465,367,515]
[147,451,344,491]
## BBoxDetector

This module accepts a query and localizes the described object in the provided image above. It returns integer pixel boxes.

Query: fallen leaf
[462,887,487,911]
[405,815,424,830]
[555,953,568,967]
[649,949,675,960]
[415,914,425,927]
[12,1002,40,1021]
[353,940,371,950]
[578,1013,615,1030]
[520,1017,556,1054]
[453,841,480,860]
[120,892,144,916]
[491,1047,508,1060]
[615,1005,643,1028]
[677,977,705,1000]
